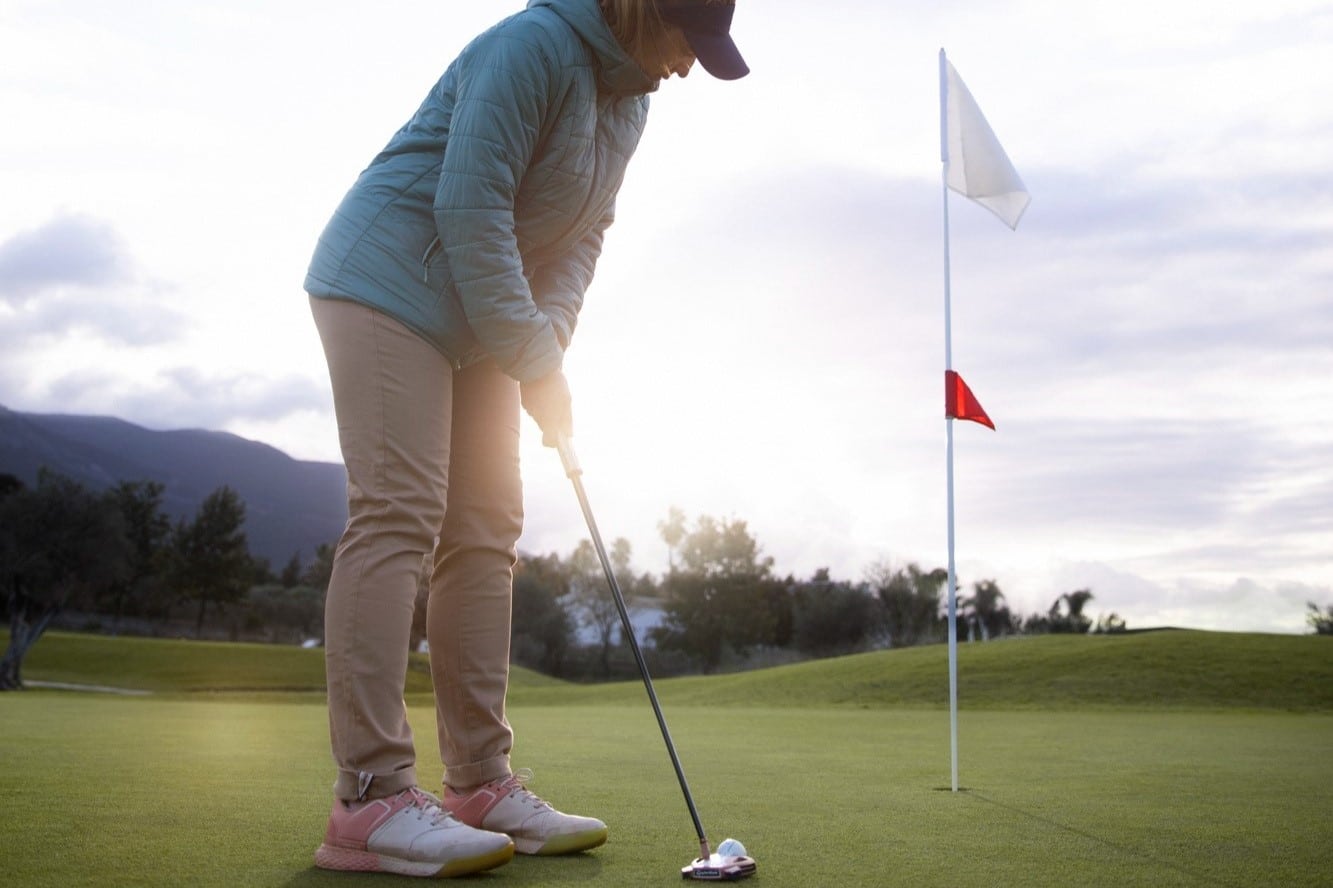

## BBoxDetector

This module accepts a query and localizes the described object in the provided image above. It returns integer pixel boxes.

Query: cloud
[966,419,1248,530]
[659,160,1333,374]
[0,213,186,346]
[963,409,1333,560]
[2,285,186,345]
[0,213,132,300]
[1046,561,1325,633]
[1158,577,1325,634]
[35,365,329,431]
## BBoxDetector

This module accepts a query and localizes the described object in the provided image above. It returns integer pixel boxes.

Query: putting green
[1,693,1328,886]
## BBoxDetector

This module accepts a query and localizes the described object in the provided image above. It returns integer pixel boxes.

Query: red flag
[946,370,995,430]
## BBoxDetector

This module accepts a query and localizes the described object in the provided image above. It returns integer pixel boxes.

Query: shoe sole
[315,841,515,877]
[515,826,609,856]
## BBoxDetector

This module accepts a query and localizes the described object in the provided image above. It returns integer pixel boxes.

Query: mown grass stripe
[11,629,1331,711]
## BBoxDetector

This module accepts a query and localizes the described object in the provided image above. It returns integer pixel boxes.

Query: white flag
[942,55,1030,229]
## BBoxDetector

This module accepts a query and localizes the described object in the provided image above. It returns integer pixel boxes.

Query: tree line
[2,470,1136,688]
[0,469,329,688]
[511,507,1125,680]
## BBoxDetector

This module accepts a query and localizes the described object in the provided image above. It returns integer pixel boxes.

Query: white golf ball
[716,838,747,858]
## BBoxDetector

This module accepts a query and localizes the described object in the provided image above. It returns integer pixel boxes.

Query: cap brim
[682,30,749,80]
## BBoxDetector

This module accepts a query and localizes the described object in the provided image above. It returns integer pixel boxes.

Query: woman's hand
[520,369,573,448]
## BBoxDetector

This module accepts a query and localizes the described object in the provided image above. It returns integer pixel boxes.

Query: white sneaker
[315,786,514,877]
[443,769,608,855]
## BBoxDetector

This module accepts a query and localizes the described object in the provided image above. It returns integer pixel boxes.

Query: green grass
[2,630,1331,886]
[18,628,1333,711]
[668,630,1333,711]
[14,631,420,696]
[13,631,556,700]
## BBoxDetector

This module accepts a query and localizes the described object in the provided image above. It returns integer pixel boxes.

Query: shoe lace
[402,786,456,825]
[501,768,553,811]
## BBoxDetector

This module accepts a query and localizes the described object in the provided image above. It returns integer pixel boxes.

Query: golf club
[556,433,757,881]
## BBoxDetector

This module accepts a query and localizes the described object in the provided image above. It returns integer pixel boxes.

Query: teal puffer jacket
[304,0,654,383]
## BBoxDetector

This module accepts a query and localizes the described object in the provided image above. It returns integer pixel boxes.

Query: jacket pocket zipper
[421,237,442,284]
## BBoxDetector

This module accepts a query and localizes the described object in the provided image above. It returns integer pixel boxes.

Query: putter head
[681,852,758,881]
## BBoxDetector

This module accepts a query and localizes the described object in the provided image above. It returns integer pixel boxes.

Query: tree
[1307,602,1333,635]
[0,474,19,625]
[167,486,253,638]
[0,473,22,499]
[248,553,276,588]
[657,506,687,573]
[651,513,779,673]
[279,553,303,589]
[675,514,774,579]
[1047,589,1095,634]
[101,480,171,628]
[242,584,324,643]
[0,471,130,689]
[511,551,576,676]
[303,542,336,594]
[1092,612,1127,634]
[868,562,948,648]
[569,538,641,678]
[960,579,1017,641]
[790,568,884,656]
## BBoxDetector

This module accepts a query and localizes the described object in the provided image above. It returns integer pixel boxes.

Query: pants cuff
[443,753,511,792]
[334,765,417,802]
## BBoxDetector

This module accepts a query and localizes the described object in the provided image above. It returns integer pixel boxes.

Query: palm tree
[1048,589,1095,634]
[961,579,1014,640]
[657,506,687,574]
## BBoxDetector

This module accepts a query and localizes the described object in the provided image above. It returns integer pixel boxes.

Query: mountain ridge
[0,404,347,567]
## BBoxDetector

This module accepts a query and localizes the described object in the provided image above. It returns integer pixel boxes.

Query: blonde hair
[599,1,676,74]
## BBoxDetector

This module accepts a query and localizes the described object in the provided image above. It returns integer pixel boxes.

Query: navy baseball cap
[658,1,749,80]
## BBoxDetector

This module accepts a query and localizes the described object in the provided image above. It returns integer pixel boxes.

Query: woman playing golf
[304,0,747,878]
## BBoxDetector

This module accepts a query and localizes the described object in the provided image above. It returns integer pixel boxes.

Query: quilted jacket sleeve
[435,34,564,383]
[531,202,613,349]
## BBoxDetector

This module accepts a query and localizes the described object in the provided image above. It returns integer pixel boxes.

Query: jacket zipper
[421,237,442,284]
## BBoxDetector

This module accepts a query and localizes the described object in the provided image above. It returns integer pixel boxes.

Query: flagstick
[939,47,961,795]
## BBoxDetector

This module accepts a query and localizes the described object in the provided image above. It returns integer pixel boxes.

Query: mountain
[0,405,347,567]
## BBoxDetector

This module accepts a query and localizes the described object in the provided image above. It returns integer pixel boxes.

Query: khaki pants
[311,296,521,801]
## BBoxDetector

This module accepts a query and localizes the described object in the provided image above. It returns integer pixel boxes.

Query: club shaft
[558,439,709,858]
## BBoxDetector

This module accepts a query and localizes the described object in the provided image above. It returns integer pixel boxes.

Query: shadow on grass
[281,853,604,886]
[967,791,1218,887]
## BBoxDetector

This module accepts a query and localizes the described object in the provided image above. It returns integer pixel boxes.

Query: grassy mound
[671,630,1333,711]
[13,628,1331,711]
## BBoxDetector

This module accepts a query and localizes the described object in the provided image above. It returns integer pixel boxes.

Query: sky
[1,0,1330,634]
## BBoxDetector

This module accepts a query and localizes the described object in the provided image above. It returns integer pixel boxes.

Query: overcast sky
[2,0,1329,633]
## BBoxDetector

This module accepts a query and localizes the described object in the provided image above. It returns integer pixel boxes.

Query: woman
[304,0,747,878]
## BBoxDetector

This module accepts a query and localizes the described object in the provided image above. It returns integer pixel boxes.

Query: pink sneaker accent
[315,787,514,877]
[444,770,608,855]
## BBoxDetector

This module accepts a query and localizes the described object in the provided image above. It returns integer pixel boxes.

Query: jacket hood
[528,0,657,95]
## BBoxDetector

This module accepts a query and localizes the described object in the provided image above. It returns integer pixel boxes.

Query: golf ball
[716,838,747,858]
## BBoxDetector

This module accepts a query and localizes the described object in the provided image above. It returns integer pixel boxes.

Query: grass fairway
[2,631,1330,886]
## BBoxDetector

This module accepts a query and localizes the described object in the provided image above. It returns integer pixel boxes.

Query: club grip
[556,432,581,478]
